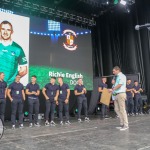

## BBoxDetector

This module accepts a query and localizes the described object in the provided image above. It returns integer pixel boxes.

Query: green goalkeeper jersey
[0,41,27,85]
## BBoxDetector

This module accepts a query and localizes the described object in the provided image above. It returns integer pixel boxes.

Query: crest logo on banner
[63,29,77,51]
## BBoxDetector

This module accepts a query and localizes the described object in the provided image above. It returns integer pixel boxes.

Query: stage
[1,114,150,150]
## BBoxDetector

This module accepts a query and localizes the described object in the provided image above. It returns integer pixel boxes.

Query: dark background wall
[92,0,150,101]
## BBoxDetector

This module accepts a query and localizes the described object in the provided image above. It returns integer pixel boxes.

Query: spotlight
[126,7,130,13]
[120,0,127,5]
[106,1,109,5]
[124,5,130,13]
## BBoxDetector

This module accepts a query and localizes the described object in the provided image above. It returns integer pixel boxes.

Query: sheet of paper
[100,88,112,106]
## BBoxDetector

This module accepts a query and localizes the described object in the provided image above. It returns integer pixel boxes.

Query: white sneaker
[130,113,134,116]
[12,125,15,130]
[60,121,63,125]
[45,121,50,126]
[19,124,24,129]
[65,121,71,125]
[120,126,129,131]
[85,117,90,122]
[34,122,41,127]
[139,113,144,115]
[29,123,33,128]
[78,118,82,123]
[50,121,56,126]
[116,125,124,129]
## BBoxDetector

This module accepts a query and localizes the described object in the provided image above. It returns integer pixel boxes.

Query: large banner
[0,12,29,86]
[0,11,93,90]
[29,17,93,90]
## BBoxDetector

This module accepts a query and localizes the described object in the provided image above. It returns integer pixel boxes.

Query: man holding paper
[98,77,109,119]
[110,66,128,131]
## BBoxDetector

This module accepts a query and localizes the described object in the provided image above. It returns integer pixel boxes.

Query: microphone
[135,23,150,30]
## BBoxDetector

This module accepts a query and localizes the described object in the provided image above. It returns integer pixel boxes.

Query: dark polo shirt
[8,82,24,99]
[58,83,69,101]
[26,83,40,98]
[44,83,59,100]
[126,84,133,98]
[74,84,86,98]
[98,82,107,98]
[133,85,141,98]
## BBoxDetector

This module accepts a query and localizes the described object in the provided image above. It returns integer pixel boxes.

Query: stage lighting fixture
[126,7,130,13]
[120,0,127,5]
[0,0,96,27]
[106,1,109,5]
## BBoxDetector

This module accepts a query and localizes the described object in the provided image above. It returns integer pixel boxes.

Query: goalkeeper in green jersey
[0,20,28,85]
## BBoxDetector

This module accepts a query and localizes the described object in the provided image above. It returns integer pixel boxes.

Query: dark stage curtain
[92,0,150,103]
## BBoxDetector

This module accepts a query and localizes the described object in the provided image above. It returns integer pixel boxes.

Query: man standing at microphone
[110,66,128,131]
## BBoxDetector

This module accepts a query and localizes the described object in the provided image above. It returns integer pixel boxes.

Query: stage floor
[1,114,150,150]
